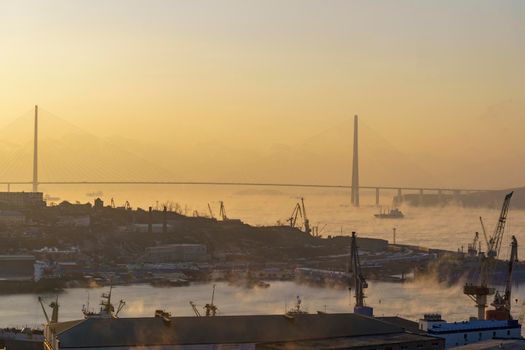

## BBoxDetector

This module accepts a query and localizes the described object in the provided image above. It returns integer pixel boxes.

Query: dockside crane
[486,192,514,258]
[300,198,311,236]
[467,232,480,257]
[349,232,373,316]
[487,236,518,320]
[464,192,514,320]
[287,203,302,228]
[38,296,59,324]
[189,301,201,317]
[204,284,218,316]
[287,198,312,235]
[219,201,228,221]
[208,203,215,219]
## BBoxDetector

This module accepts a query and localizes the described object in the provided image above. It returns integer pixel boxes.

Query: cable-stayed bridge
[0,106,497,206]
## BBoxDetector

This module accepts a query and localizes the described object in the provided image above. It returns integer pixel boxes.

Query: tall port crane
[287,198,311,235]
[300,198,311,236]
[189,301,201,317]
[487,236,518,320]
[204,284,218,316]
[467,232,480,257]
[349,232,373,316]
[208,203,215,219]
[38,296,59,324]
[287,203,302,228]
[219,201,228,221]
[485,192,513,258]
[464,192,513,320]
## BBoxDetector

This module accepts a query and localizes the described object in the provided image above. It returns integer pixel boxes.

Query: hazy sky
[0,0,524,188]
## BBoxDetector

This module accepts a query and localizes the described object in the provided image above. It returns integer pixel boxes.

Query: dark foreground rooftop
[49,313,441,348]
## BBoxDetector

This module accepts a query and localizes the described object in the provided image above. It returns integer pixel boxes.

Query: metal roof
[257,333,443,350]
[53,313,404,348]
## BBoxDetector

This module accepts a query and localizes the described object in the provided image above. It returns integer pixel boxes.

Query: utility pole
[32,105,39,193]
[393,227,397,245]
[351,115,359,206]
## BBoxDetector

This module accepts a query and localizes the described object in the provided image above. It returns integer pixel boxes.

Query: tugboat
[82,286,126,319]
[285,296,308,317]
[374,208,404,219]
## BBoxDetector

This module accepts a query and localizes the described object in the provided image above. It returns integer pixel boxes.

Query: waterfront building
[44,313,444,350]
[418,314,521,348]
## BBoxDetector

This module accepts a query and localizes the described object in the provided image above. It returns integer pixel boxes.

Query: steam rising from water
[3,279,525,329]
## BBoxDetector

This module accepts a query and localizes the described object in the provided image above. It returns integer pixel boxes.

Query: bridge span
[0,180,496,206]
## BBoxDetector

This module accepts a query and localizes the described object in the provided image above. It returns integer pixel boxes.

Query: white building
[419,314,521,349]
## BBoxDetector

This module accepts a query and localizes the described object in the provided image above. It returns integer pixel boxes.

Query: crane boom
[487,236,518,320]
[219,201,228,221]
[479,217,490,250]
[349,232,372,316]
[300,198,311,236]
[38,297,50,323]
[189,301,201,317]
[490,192,513,258]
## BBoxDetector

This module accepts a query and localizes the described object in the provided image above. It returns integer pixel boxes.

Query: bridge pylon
[351,115,359,207]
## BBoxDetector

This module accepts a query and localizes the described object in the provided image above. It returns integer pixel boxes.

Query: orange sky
[0,0,524,188]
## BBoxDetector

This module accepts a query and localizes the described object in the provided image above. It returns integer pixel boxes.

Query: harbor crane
[38,296,59,324]
[467,232,480,257]
[287,203,302,228]
[464,192,513,320]
[204,284,218,316]
[208,203,215,219]
[487,236,518,320]
[189,301,201,317]
[286,198,312,236]
[484,191,513,258]
[300,198,311,236]
[219,201,228,221]
[349,232,373,316]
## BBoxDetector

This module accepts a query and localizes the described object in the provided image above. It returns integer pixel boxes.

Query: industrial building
[44,313,444,350]
[143,243,208,263]
[0,192,45,210]
[0,255,35,281]
[418,314,521,348]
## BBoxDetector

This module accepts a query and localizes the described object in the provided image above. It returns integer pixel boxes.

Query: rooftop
[428,319,520,333]
[50,313,405,348]
[453,338,525,350]
[257,333,442,350]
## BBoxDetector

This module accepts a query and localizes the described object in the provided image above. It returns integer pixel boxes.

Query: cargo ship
[374,208,404,219]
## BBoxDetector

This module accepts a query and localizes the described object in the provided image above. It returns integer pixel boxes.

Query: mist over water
[3,280,525,330]
[1,185,524,328]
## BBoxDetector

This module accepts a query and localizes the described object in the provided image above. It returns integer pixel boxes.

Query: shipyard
[2,1,525,349]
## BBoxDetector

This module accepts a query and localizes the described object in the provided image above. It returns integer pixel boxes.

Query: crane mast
[287,203,302,228]
[287,198,312,236]
[300,198,311,236]
[219,201,228,221]
[487,236,518,320]
[487,192,513,258]
[464,192,513,320]
[349,232,373,316]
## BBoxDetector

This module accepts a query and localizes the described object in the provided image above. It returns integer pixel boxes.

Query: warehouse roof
[51,313,404,348]
[257,332,443,350]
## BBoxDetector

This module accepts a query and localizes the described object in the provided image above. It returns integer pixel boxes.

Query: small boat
[374,208,404,219]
